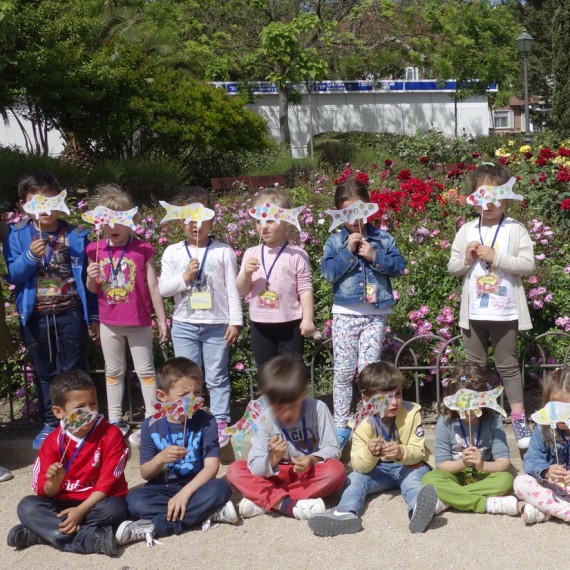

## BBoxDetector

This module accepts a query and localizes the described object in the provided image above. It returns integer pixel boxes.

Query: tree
[550,1,570,137]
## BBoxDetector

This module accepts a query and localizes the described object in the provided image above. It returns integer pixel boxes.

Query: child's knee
[17,495,40,523]
[125,489,148,517]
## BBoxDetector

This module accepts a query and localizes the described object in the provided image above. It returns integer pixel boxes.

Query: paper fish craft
[248,202,303,232]
[159,201,215,227]
[148,395,204,425]
[61,407,98,434]
[323,200,379,232]
[81,205,138,230]
[23,190,70,218]
[466,177,524,210]
[531,402,570,431]
[443,386,507,419]
[223,398,268,455]
[351,393,393,430]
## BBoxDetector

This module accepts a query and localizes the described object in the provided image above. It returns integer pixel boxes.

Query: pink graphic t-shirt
[86,237,154,326]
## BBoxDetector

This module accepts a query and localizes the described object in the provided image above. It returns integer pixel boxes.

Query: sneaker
[0,465,13,482]
[32,425,56,451]
[512,418,532,449]
[217,420,230,448]
[485,496,519,516]
[308,510,362,537]
[335,426,352,449]
[434,499,449,515]
[91,526,118,556]
[292,498,326,520]
[521,503,551,524]
[239,498,267,518]
[210,500,239,524]
[111,420,131,437]
[128,429,141,447]
[115,519,155,547]
[409,484,438,533]
[7,524,41,549]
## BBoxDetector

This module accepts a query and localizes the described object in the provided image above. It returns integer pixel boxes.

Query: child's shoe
[409,484,438,533]
[239,498,268,518]
[211,500,239,524]
[521,503,551,524]
[292,498,326,520]
[32,425,56,450]
[485,496,519,515]
[308,510,362,537]
[111,420,131,437]
[217,421,230,448]
[0,465,13,482]
[512,417,532,449]
[335,426,352,449]
[434,499,449,515]
[7,524,41,548]
[91,527,118,556]
[115,519,155,547]
[128,429,141,447]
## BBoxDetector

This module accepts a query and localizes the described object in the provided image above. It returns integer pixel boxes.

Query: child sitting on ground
[125,357,237,538]
[226,354,345,520]
[8,371,148,555]
[309,361,437,536]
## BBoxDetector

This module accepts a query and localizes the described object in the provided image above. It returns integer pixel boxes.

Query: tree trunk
[278,85,291,147]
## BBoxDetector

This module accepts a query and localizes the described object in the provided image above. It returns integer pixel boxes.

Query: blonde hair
[255,188,293,209]
[92,183,135,211]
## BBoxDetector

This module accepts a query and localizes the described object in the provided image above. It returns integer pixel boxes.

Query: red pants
[227,459,346,511]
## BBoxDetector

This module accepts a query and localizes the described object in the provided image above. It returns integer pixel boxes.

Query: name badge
[37,277,62,297]
[106,286,129,304]
[257,290,280,309]
[189,291,212,310]
[365,284,377,303]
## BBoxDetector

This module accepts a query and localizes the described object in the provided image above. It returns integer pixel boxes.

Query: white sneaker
[486,496,519,516]
[211,500,239,524]
[115,519,155,546]
[128,429,141,447]
[292,498,326,520]
[434,499,449,515]
[239,498,267,518]
[522,503,551,524]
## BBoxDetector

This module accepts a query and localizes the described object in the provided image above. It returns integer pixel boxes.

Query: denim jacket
[321,223,406,308]
[523,425,569,481]
[3,219,98,325]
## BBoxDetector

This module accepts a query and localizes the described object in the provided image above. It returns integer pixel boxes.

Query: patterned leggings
[514,473,570,522]
[332,313,387,428]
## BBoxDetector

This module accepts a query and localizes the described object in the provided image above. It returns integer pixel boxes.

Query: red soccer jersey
[33,416,129,501]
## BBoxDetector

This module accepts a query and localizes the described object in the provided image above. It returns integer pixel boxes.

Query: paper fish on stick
[248,202,303,232]
[531,402,570,431]
[81,205,138,230]
[323,200,379,232]
[159,201,215,227]
[61,407,98,434]
[443,386,506,419]
[23,190,70,218]
[466,177,523,210]
[223,398,268,456]
[351,393,393,430]
[148,395,204,425]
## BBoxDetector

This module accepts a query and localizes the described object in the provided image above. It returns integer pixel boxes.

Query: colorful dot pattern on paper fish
[149,395,204,425]
[159,201,215,226]
[62,407,98,434]
[81,205,138,230]
[351,393,392,430]
[531,401,570,429]
[23,190,70,218]
[466,177,524,210]
[443,387,506,419]
[323,200,379,232]
[248,202,303,232]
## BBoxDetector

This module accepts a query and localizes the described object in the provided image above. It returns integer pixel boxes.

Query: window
[493,110,513,129]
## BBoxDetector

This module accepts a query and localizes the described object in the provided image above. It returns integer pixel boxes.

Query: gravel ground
[1,426,568,570]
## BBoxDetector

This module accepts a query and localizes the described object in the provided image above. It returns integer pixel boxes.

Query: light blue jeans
[337,461,430,518]
[171,321,230,422]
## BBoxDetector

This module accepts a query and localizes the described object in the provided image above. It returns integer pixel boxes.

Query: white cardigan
[447,217,535,331]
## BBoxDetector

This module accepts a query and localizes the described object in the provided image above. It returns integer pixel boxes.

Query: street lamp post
[516,30,534,146]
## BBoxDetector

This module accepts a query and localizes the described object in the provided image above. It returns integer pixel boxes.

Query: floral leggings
[332,313,387,428]
[514,473,570,521]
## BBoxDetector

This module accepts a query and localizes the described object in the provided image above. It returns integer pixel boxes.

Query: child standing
[86,184,167,442]
[422,363,518,516]
[3,172,98,450]
[125,357,237,538]
[514,367,570,524]
[448,163,535,449]
[159,188,242,447]
[226,355,345,520]
[309,361,437,536]
[236,188,314,368]
[321,179,406,448]
[7,371,149,555]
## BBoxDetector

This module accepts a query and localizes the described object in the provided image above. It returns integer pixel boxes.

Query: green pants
[422,469,514,513]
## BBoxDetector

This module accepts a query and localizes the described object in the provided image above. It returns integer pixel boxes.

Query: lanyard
[278,406,312,456]
[163,418,189,450]
[59,420,97,475]
[106,236,130,282]
[458,419,483,448]
[478,213,504,270]
[184,237,212,288]
[373,415,395,442]
[261,242,288,289]
[30,222,63,273]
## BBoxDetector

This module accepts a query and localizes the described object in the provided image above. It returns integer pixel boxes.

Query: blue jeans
[21,309,88,426]
[171,321,230,422]
[337,462,431,517]
[126,478,231,537]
